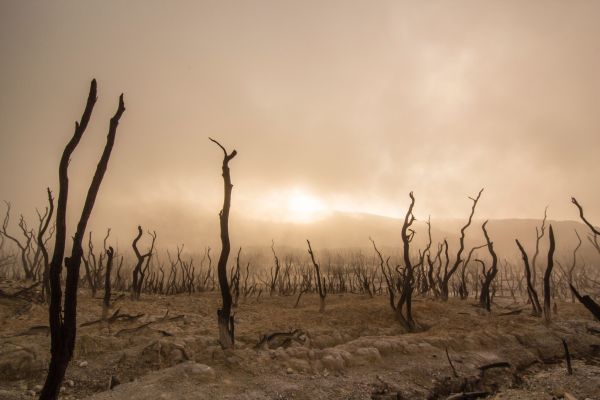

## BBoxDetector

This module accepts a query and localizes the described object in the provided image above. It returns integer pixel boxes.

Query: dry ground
[1,282,600,400]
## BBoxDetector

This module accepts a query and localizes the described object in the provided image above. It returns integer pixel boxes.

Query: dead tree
[102,246,114,319]
[531,207,548,288]
[131,226,157,300]
[231,247,242,307]
[569,197,600,319]
[515,239,542,316]
[439,189,483,301]
[396,192,419,330]
[371,238,395,309]
[571,197,600,253]
[543,225,556,323]
[269,240,281,296]
[210,137,237,349]
[40,79,125,400]
[38,189,55,302]
[570,284,600,321]
[307,239,327,312]
[478,221,498,312]
[1,202,35,280]
[459,243,486,300]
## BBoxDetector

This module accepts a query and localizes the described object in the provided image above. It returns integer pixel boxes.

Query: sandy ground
[1,283,600,400]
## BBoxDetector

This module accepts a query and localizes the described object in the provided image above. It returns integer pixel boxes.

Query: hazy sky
[1,1,599,247]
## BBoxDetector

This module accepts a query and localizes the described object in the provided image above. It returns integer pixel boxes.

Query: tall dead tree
[38,189,55,302]
[531,207,548,288]
[571,197,600,253]
[543,225,556,323]
[270,240,281,296]
[210,137,237,349]
[440,189,484,301]
[478,221,498,311]
[131,226,157,300]
[569,197,600,320]
[40,79,125,400]
[1,202,34,280]
[102,246,114,319]
[307,240,327,312]
[515,239,542,316]
[396,192,419,330]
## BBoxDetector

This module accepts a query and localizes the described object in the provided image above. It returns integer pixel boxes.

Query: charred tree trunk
[210,138,237,349]
[131,226,156,300]
[543,225,555,323]
[515,239,542,316]
[38,189,54,302]
[40,80,125,400]
[440,189,483,301]
[102,246,114,319]
[570,284,600,321]
[479,221,498,312]
[307,240,326,312]
[396,192,418,330]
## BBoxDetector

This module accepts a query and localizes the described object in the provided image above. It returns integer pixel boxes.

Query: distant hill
[85,206,600,264]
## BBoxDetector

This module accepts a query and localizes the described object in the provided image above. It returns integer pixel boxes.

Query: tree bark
[210,138,237,349]
[40,80,125,400]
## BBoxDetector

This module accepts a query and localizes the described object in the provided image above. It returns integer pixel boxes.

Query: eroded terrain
[1,283,600,400]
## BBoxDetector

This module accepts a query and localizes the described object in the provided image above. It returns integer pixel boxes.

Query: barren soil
[1,283,600,400]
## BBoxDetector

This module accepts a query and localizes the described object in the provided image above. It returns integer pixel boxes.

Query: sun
[286,188,329,223]
[254,187,330,223]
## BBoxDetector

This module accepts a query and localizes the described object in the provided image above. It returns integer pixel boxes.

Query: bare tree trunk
[210,138,237,350]
[515,239,542,316]
[440,189,483,301]
[479,221,498,312]
[307,240,327,313]
[543,225,555,323]
[40,80,125,400]
[38,189,54,302]
[102,246,114,319]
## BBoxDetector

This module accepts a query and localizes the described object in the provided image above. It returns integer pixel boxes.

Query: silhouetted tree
[478,221,498,311]
[531,207,548,288]
[131,226,157,300]
[40,79,125,400]
[543,225,556,323]
[571,197,600,253]
[38,189,54,302]
[210,137,237,349]
[569,197,600,320]
[102,246,114,319]
[396,191,419,330]
[439,189,484,301]
[307,239,327,312]
[515,239,542,317]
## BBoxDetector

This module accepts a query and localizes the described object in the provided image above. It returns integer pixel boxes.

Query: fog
[1,1,599,249]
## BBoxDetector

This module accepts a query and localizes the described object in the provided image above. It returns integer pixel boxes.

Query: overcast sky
[1,1,599,247]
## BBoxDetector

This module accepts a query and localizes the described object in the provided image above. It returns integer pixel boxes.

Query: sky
[1,1,599,248]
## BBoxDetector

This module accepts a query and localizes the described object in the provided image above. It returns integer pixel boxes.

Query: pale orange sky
[1,1,599,247]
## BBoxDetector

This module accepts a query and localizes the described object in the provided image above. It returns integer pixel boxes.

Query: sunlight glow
[253,187,331,223]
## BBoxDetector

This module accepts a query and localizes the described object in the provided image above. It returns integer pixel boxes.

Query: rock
[65,379,75,388]
[286,367,294,374]
[60,386,66,392]
[78,360,88,368]
[33,385,42,393]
